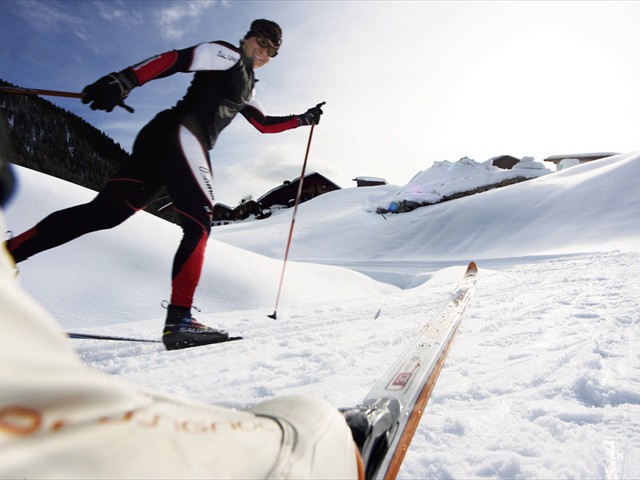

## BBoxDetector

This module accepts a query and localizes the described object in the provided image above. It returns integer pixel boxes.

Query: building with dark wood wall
[212,203,235,226]
[489,155,521,170]
[257,172,341,210]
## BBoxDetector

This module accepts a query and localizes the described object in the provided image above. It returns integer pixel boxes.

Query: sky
[2,0,640,206]
[3,154,639,478]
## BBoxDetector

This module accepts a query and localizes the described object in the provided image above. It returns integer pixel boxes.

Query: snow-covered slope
[3,152,640,478]
[214,153,640,262]
[6,168,398,328]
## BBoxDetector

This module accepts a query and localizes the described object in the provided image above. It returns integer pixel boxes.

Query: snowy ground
[4,154,640,478]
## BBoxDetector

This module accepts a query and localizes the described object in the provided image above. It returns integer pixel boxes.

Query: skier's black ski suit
[8,41,300,308]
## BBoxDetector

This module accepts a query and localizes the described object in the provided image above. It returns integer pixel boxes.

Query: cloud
[224,142,309,184]
[94,0,143,27]
[10,0,92,40]
[152,0,216,41]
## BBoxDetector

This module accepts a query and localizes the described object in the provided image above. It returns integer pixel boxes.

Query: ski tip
[466,261,478,276]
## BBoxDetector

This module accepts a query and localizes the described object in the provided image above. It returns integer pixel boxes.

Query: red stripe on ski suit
[7,226,37,255]
[131,51,180,86]
[170,208,209,308]
[241,104,299,133]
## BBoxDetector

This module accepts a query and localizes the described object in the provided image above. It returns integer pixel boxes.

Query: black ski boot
[341,398,401,480]
[162,304,228,351]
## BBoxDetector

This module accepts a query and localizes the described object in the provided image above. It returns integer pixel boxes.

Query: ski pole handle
[116,101,135,113]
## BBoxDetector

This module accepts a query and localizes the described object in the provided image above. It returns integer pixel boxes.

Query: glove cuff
[110,70,139,97]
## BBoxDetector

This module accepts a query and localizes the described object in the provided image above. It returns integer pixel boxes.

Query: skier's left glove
[82,70,138,112]
[297,102,326,126]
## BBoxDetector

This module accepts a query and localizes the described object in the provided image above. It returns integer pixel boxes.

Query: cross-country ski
[68,332,162,343]
[67,332,243,345]
[352,262,477,479]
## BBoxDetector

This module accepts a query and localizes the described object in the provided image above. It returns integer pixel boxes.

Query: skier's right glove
[81,70,138,112]
[297,102,326,126]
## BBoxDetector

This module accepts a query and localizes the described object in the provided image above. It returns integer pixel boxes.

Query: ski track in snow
[403,251,640,479]
[71,251,640,479]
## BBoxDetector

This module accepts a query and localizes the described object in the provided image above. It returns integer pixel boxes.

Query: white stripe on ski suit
[178,124,216,207]
[189,42,239,72]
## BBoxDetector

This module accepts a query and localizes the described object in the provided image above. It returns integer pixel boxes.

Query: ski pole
[0,86,83,99]
[0,85,134,113]
[268,118,320,320]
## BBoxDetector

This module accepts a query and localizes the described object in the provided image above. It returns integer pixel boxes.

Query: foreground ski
[67,332,242,344]
[361,261,478,480]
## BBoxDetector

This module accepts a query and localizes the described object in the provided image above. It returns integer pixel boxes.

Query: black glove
[298,101,326,126]
[81,70,138,112]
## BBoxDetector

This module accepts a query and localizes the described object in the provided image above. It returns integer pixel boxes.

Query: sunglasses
[256,36,279,58]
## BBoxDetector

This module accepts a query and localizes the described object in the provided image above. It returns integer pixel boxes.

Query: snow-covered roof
[214,203,232,210]
[352,176,387,183]
[372,156,550,212]
[544,152,619,163]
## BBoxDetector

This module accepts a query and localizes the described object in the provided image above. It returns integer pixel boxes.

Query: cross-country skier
[4,19,324,350]
[0,112,367,479]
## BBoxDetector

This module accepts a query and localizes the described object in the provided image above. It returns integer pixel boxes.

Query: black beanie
[244,19,282,49]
